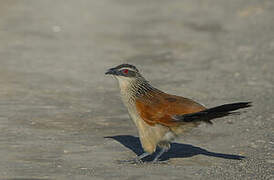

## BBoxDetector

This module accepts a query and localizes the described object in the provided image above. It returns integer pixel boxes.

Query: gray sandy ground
[0,0,273,179]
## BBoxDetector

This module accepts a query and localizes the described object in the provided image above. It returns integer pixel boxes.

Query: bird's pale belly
[127,105,173,153]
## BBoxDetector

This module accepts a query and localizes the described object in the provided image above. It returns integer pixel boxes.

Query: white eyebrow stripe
[119,67,136,71]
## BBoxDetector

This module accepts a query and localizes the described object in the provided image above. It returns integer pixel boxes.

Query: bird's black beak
[105,68,118,75]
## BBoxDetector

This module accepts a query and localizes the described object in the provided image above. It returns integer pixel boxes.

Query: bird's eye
[123,69,128,74]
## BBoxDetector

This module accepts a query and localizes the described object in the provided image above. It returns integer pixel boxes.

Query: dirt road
[0,0,273,179]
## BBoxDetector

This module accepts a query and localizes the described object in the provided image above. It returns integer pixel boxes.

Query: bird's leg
[153,141,170,162]
[152,148,167,162]
[136,152,150,161]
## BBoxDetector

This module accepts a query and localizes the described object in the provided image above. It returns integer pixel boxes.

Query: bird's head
[105,64,143,92]
[105,63,141,79]
[105,63,140,77]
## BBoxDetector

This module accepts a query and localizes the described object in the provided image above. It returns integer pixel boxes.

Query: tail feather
[172,102,252,124]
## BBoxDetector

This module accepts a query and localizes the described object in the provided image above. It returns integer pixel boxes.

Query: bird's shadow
[104,135,245,162]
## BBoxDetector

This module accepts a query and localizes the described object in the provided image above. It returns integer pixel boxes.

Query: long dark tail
[172,102,252,124]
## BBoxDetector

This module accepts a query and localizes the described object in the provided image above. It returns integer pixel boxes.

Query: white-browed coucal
[105,64,251,162]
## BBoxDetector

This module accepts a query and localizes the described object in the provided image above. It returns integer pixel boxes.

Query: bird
[105,63,251,163]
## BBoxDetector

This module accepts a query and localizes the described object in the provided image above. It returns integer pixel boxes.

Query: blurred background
[0,0,273,179]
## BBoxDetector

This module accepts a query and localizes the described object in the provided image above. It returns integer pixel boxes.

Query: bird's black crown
[114,64,139,72]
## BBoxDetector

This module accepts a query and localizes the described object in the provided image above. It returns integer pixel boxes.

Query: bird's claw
[116,158,143,164]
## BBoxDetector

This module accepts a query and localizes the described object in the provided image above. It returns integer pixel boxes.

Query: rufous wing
[135,91,206,127]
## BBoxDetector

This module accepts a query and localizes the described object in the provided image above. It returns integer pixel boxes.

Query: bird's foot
[117,152,151,164]
[117,158,143,164]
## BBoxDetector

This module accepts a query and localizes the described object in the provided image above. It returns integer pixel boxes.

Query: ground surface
[0,0,273,180]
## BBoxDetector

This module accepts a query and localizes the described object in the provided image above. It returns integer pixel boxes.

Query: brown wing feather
[135,91,206,127]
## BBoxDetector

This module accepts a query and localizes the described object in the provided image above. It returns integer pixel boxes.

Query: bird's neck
[118,77,161,104]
